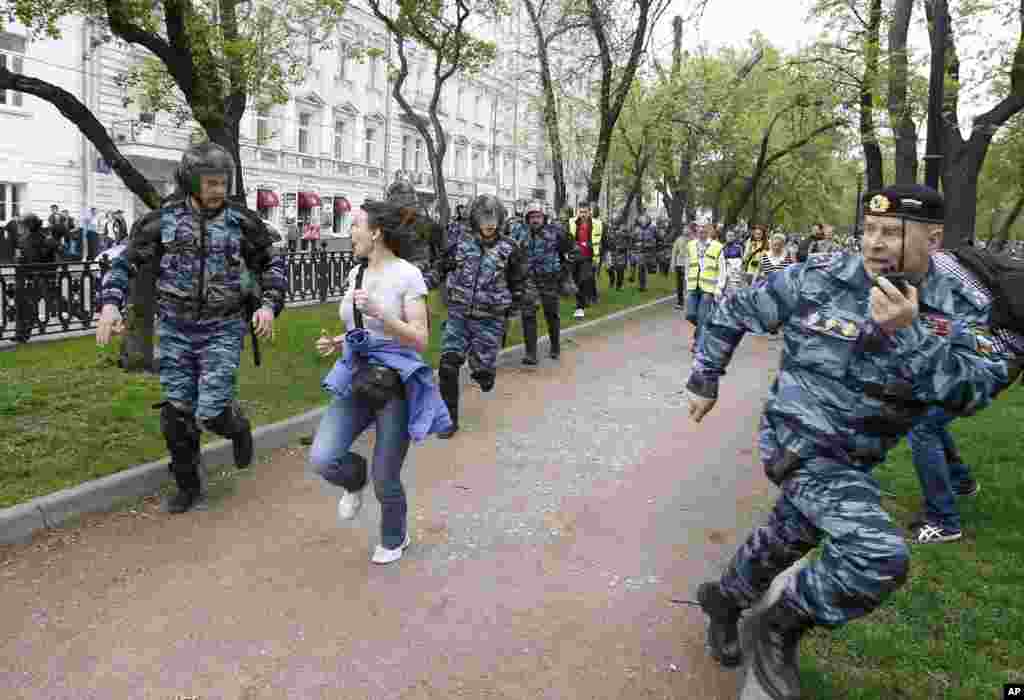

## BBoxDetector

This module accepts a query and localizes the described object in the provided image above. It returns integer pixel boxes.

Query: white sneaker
[337,490,363,521]
[371,533,411,564]
[574,308,585,319]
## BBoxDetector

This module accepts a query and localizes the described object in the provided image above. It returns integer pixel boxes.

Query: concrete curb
[0,295,674,544]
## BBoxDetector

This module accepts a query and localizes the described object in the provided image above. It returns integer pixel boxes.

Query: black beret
[863,184,944,223]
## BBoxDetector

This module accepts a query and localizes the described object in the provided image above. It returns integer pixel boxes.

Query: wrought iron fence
[1,246,355,343]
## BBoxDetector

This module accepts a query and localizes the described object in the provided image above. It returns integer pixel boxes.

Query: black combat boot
[438,371,459,439]
[746,598,815,700]
[160,403,206,513]
[232,412,253,468]
[521,315,539,365]
[546,312,561,359]
[696,581,743,667]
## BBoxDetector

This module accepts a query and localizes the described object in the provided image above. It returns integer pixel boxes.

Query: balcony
[110,119,193,160]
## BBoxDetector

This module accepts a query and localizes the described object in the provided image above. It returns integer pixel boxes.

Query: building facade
[0,1,595,241]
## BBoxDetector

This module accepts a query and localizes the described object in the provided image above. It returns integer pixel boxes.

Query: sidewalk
[0,303,783,699]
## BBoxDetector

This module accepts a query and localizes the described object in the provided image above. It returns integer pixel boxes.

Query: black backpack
[950,246,1024,333]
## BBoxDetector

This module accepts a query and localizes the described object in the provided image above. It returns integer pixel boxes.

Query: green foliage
[618,37,855,229]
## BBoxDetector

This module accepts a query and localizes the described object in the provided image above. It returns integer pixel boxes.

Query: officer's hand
[253,306,274,339]
[870,278,918,335]
[96,304,123,346]
[687,391,717,424]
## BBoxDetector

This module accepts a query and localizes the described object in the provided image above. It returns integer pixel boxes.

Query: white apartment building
[0,1,595,242]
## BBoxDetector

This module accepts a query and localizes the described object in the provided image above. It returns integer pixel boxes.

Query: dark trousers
[636,260,648,291]
[610,265,625,289]
[574,258,595,309]
[675,267,686,305]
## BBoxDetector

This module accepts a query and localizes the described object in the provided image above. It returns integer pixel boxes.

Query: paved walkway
[0,305,782,700]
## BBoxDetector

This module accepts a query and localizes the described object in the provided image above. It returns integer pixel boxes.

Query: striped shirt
[759,252,793,277]
[932,251,1024,358]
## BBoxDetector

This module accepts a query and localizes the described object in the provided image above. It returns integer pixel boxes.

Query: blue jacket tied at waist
[322,330,452,441]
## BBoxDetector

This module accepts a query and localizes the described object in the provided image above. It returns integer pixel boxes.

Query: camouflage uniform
[606,224,631,290]
[436,202,526,435]
[510,220,572,362]
[101,198,286,498]
[633,221,658,291]
[688,252,1007,628]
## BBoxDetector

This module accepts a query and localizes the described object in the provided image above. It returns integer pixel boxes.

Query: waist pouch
[351,362,404,411]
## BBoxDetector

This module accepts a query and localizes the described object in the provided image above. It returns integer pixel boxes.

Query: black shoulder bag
[350,264,405,411]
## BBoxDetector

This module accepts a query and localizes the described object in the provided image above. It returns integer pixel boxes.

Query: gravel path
[0,304,782,699]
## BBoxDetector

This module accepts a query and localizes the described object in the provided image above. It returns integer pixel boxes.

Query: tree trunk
[888,0,918,184]
[119,260,156,372]
[861,0,884,190]
[941,147,985,246]
[524,0,568,212]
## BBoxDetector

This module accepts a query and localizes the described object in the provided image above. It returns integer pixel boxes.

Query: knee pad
[202,403,249,438]
[159,401,199,445]
[439,353,463,383]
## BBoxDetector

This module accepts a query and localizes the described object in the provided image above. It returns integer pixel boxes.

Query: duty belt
[158,296,243,321]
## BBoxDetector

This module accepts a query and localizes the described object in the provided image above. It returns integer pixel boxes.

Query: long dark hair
[362,199,418,259]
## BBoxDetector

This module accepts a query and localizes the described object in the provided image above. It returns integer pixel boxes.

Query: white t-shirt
[340,258,428,339]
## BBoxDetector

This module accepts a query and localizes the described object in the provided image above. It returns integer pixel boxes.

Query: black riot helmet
[470,194,506,238]
[175,142,235,201]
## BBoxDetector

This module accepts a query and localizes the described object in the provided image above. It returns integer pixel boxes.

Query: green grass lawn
[0,268,675,507]
[800,388,1024,699]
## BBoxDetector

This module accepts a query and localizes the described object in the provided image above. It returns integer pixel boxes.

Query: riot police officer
[509,200,573,365]
[686,185,1008,700]
[435,195,526,439]
[97,143,287,513]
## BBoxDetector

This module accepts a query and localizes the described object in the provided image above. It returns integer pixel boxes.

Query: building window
[368,55,378,90]
[298,112,311,154]
[474,94,482,123]
[415,139,424,172]
[456,85,464,118]
[256,108,271,145]
[337,41,349,80]
[0,33,27,108]
[401,135,411,171]
[364,127,376,164]
[472,150,481,179]
[417,65,427,96]
[333,120,346,160]
[0,183,21,221]
[455,147,465,177]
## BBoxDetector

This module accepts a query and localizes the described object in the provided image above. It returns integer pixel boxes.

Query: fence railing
[1,245,355,343]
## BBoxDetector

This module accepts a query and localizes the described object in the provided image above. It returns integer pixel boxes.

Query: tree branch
[0,65,161,209]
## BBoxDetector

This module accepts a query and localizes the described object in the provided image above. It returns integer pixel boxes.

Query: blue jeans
[685,289,716,347]
[310,392,412,549]
[906,407,971,531]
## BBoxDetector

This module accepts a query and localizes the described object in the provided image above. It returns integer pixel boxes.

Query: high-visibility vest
[569,218,604,256]
[743,238,768,275]
[687,239,723,292]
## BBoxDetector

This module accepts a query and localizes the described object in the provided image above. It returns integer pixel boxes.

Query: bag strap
[352,263,367,330]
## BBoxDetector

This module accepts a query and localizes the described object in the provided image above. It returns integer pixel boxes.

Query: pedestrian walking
[310,199,451,564]
[757,233,794,281]
[435,195,526,439]
[685,223,724,353]
[569,203,601,317]
[671,225,690,308]
[634,213,657,292]
[686,184,1009,700]
[97,142,287,514]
